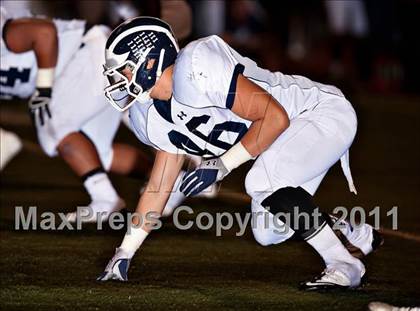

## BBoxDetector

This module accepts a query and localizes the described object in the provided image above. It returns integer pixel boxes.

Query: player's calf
[261,186,365,291]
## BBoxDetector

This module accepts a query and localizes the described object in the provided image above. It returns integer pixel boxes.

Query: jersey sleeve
[1,5,32,56]
[173,35,244,110]
[1,7,11,56]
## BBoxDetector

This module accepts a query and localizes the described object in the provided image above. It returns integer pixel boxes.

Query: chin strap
[156,48,166,79]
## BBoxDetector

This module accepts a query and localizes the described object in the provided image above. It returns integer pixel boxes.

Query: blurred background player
[0,1,198,222]
[0,6,154,221]
[0,5,25,171]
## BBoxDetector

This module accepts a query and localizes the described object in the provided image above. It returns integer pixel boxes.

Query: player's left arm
[4,18,58,125]
[181,75,289,196]
[230,74,290,157]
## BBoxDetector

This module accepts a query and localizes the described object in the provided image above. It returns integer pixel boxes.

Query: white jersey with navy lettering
[0,7,85,98]
[129,95,251,158]
[129,35,346,158]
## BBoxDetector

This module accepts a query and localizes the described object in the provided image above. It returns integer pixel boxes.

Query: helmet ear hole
[146,59,156,70]
[130,84,141,95]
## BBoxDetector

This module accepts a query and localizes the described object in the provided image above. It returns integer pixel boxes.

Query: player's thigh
[245,114,353,203]
[81,105,122,171]
[300,170,327,196]
[38,39,109,155]
[48,28,108,135]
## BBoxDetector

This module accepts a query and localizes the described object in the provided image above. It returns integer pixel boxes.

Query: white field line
[379,228,420,243]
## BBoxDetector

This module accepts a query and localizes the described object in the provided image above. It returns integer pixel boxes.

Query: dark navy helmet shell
[103,17,179,111]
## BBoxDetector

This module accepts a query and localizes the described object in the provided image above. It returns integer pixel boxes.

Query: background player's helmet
[103,17,179,111]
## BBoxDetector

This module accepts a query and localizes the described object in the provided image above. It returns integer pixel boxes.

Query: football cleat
[329,214,384,259]
[299,262,363,291]
[97,248,131,282]
[66,198,125,223]
[339,227,384,259]
[371,228,385,253]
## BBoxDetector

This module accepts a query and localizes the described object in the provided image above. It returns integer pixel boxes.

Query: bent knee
[252,226,292,246]
[244,168,255,196]
[252,227,277,246]
[245,165,271,197]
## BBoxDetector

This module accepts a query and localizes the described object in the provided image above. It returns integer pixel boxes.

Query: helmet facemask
[103,47,167,111]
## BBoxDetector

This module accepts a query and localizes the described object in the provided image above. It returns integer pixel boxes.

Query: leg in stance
[110,143,153,178]
[261,186,365,290]
[58,132,124,222]
[58,132,104,176]
[245,95,367,290]
[251,172,383,258]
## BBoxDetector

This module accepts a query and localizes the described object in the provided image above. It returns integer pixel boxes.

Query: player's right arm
[4,17,58,68]
[133,150,185,231]
[4,18,58,125]
[97,149,186,281]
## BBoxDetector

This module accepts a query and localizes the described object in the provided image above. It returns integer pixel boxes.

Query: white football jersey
[129,35,346,157]
[0,6,85,98]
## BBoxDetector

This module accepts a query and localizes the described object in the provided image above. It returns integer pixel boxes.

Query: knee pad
[261,186,326,239]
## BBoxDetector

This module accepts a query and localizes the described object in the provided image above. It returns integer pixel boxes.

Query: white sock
[84,172,119,202]
[120,226,149,258]
[306,224,359,266]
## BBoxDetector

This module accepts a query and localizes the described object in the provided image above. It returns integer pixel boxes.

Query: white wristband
[220,142,253,172]
[120,226,149,257]
[36,68,55,88]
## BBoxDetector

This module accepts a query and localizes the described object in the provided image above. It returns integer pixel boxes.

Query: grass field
[1,93,419,310]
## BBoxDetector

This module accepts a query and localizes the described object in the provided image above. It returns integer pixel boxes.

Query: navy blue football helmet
[103,17,179,111]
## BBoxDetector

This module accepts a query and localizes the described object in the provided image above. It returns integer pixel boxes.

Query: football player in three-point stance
[97,17,382,291]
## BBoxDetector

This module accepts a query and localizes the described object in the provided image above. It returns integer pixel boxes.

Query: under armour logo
[177,111,187,120]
